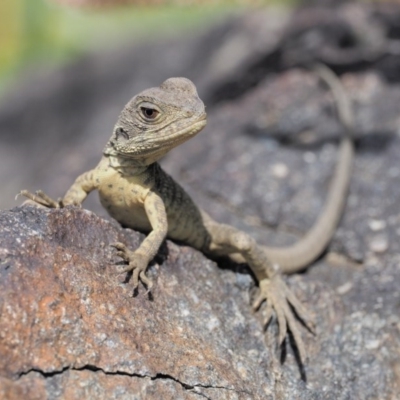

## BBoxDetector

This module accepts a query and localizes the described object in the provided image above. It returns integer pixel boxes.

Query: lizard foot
[253,274,315,363]
[111,242,153,291]
[18,190,62,208]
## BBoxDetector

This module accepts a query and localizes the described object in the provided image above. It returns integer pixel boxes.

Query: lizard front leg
[19,170,98,208]
[113,190,168,291]
[204,220,314,363]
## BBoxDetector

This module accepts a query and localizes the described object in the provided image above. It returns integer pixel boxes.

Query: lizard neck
[106,155,152,176]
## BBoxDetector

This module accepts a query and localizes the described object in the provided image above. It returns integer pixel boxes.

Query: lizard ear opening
[115,127,129,140]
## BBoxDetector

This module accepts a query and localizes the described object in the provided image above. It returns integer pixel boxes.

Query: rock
[369,235,389,254]
[0,206,272,399]
[1,203,400,399]
[1,206,400,399]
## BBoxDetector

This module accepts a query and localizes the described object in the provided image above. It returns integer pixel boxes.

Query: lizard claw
[253,274,315,364]
[111,242,152,290]
[18,190,62,208]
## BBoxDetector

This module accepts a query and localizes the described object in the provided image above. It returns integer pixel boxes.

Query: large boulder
[1,204,399,399]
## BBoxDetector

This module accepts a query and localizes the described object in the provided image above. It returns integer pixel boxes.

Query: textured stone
[1,207,399,399]
[0,207,274,399]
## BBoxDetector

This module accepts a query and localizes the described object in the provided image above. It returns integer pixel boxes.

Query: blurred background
[0,0,242,95]
[0,0,399,215]
[0,0,294,212]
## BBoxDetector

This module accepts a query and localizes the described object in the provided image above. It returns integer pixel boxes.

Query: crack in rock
[15,364,249,398]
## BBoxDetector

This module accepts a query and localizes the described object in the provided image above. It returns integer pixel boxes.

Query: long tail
[263,65,354,274]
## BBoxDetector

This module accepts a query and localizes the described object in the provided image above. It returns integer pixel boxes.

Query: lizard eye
[141,107,159,120]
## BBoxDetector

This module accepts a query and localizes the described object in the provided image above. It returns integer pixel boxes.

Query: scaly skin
[20,70,354,364]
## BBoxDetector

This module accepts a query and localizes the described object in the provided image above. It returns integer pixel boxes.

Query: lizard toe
[255,274,311,364]
[139,270,153,290]
[111,242,127,251]
[18,189,61,208]
[283,284,316,334]
[114,250,129,262]
[112,249,152,291]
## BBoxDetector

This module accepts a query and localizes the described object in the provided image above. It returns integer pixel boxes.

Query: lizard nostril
[115,127,129,141]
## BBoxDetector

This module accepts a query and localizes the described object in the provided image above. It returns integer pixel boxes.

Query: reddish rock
[1,203,400,399]
[0,206,277,399]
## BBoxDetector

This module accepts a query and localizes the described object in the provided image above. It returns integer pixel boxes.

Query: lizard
[19,65,354,363]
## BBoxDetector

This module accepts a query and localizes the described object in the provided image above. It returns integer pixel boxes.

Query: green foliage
[0,0,296,93]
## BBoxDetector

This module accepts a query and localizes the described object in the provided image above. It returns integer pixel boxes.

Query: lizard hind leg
[204,221,314,364]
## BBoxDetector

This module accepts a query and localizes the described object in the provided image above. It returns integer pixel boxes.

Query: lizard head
[104,77,207,165]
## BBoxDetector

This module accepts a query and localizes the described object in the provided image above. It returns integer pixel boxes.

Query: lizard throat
[107,154,150,175]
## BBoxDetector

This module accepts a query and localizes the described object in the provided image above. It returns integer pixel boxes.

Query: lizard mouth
[114,117,207,159]
[160,117,207,146]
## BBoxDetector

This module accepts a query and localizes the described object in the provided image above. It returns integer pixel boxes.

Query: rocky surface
[0,207,271,399]
[1,206,399,399]
[1,2,400,399]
